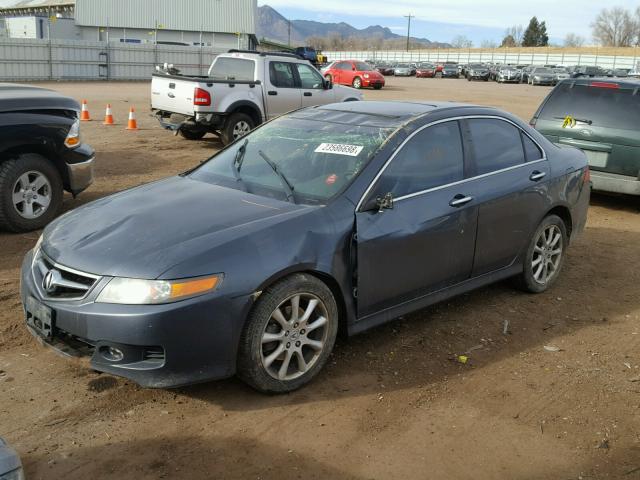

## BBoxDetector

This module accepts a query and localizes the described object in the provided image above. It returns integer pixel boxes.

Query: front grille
[32,249,100,300]
[143,347,165,361]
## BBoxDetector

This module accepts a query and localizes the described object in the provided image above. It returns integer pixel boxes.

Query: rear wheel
[516,215,568,293]
[221,112,254,146]
[237,273,339,393]
[352,77,362,89]
[0,154,63,232]
[324,74,332,83]
[179,127,207,140]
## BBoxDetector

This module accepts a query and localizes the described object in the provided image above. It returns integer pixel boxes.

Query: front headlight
[96,274,222,305]
[64,118,81,148]
[363,73,370,79]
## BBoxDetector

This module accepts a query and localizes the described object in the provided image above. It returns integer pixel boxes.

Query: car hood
[42,176,306,279]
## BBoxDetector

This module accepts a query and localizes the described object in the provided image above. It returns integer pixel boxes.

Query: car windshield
[190,116,394,204]
[354,62,373,71]
[470,64,484,68]
[419,63,433,68]
[535,68,553,74]
[538,83,640,131]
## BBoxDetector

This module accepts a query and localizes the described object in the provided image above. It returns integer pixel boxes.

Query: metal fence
[324,50,640,71]
[0,38,222,81]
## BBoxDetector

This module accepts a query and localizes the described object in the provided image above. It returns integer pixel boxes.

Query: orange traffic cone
[126,107,138,130]
[80,100,91,121]
[103,104,115,125]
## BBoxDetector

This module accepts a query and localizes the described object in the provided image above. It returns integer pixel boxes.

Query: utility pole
[287,19,291,47]
[404,14,414,52]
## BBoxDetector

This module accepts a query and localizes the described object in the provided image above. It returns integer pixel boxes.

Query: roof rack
[227,49,303,60]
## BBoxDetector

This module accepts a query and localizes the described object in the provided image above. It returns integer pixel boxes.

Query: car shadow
[590,191,640,213]
[23,435,366,480]
[178,225,640,411]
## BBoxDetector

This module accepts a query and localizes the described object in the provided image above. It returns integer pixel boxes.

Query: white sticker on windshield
[315,143,364,157]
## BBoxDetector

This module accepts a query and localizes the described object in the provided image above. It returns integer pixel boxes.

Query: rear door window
[466,119,526,175]
[269,62,297,88]
[538,83,640,130]
[210,58,255,81]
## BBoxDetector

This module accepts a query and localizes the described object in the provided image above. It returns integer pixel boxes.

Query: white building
[0,0,258,49]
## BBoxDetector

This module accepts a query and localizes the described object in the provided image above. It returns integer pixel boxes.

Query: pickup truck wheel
[179,128,207,140]
[221,112,254,146]
[0,154,63,232]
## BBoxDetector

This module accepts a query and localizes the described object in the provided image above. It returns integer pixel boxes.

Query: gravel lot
[1,77,639,480]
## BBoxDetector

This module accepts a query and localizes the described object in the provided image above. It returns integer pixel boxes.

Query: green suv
[531,78,640,195]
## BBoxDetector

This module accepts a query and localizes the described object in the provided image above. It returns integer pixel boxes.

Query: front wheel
[352,77,362,89]
[220,112,255,146]
[0,154,63,232]
[237,273,339,393]
[516,215,568,293]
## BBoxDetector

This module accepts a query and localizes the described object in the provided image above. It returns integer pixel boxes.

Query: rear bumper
[591,170,640,195]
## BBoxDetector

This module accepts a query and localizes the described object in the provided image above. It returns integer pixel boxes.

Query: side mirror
[323,78,333,90]
[375,192,394,213]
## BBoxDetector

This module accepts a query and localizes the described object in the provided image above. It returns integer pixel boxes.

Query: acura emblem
[43,269,62,294]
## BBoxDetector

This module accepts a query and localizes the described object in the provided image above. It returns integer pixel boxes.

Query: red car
[416,62,436,78]
[322,60,385,89]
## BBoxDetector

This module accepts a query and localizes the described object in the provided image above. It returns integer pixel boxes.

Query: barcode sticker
[315,143,364,157]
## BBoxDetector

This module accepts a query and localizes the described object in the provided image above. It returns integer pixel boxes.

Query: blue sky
[259,1,640,45]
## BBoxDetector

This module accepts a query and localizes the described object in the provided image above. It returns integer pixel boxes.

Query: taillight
[590,81,619,89]
[583,166,591,185]
[193,88,211,106]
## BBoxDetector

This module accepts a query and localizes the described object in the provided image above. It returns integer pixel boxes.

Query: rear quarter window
[538,83,640,130]
[210,58,255,81]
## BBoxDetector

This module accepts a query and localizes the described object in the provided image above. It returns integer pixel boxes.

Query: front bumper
[362,78,385,88]
[468,74,489,80]
[591,170,640,195]
[531,78,554,85]
[20,249,252,388]
[63,143,95,195]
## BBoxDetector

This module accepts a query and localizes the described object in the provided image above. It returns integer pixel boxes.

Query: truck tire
[179,128,207,140]
[0,154,63,232]
[221,112,254,146]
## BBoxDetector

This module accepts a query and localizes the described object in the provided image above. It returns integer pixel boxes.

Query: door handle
[167,92,175,98]
[268,91,278,96]
[449,194,473,207]
[304,92,312,97]
[529,170,546,181]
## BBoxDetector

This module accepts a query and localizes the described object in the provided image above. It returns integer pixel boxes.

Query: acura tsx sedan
[21,101,590,393]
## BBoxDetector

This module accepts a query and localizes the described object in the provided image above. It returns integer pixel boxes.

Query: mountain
[256,5,448,48]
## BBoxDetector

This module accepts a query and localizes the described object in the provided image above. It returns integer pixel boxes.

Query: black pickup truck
[0,83,95,232]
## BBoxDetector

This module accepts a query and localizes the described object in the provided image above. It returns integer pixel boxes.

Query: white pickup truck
[151,50,363,145]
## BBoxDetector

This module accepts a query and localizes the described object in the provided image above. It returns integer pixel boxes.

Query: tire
[220,112,255,146]
[515,215,568,293]
[373,84,383,90]
[179,128,207,140]
[0,154,63,232]
[237,273,339,393]
[352,77,362,89]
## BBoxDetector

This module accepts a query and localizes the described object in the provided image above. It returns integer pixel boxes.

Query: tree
[451,35,473,48]
[481,39,497,48]
[504,25,524,46]
[500,34,517,47]
[591,7,636,47]
[522,17,549,47]
[563,33,585,47]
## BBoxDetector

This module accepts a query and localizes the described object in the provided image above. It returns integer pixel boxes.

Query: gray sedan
[528,67,556,85]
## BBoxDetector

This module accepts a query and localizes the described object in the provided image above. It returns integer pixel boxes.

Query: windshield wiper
[258,150,295,203]
[230,138,249,191]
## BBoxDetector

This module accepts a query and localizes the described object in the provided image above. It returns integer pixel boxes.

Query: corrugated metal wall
[75,0,256,34]
[0,38,224,80]
[325,50,640,70]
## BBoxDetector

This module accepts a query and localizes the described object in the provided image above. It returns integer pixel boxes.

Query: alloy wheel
[532,225,563,285]
[260,293,330,381]
[353,78,361,89]
[12,171,52,219]
[232,121,251,140]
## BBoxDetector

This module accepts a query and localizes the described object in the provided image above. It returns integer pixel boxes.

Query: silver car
[528,67,556,86]
[0,438,23,480]
[552,68,570,85]
[393,64,414,76]
[497,67,521,83]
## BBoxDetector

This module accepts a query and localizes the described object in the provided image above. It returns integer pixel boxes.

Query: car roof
[292,101,480,128]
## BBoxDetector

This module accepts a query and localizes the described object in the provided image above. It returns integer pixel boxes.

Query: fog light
[100,346,124,362]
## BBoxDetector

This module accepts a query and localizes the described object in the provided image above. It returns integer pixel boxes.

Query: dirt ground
[1,77,640,480]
